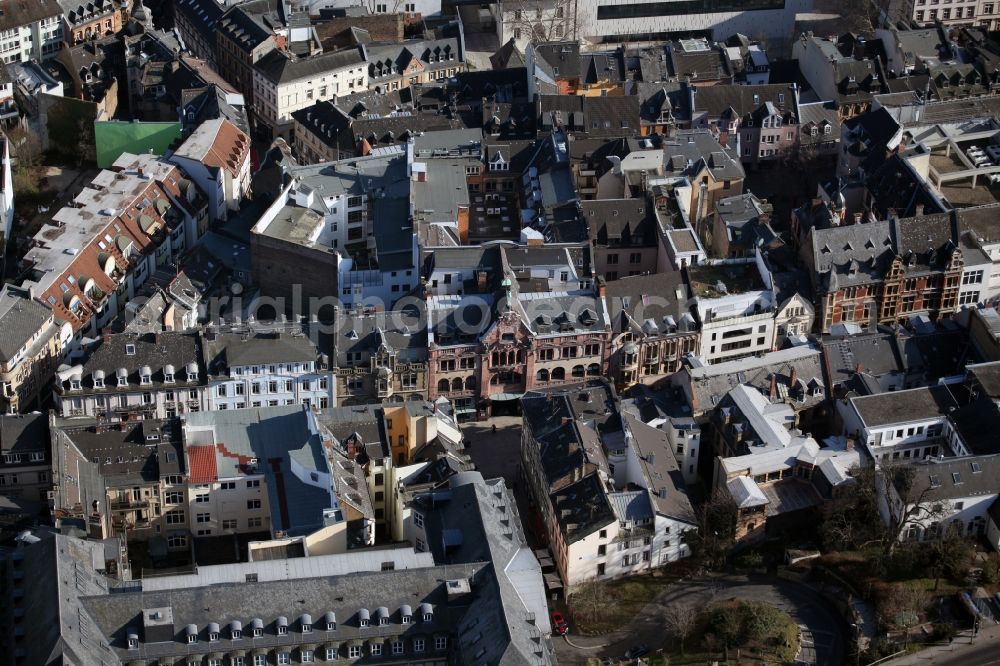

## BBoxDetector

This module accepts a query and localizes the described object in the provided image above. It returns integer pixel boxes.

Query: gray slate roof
[0,285,54,363]
[850,384,958,428]
[256,47,365,84]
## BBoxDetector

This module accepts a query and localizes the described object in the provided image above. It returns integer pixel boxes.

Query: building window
[435,636,448,650]
[247,499,261,510]
[392,641,404,655]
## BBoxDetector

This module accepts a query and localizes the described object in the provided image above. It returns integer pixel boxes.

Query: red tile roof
[187,445,218,484]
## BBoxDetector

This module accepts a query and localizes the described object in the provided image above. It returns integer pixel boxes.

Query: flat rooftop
[687,262,764,299]
[258,205,327,248]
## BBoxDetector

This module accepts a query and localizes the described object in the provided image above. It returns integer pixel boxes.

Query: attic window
[972,461,982,473]
[126,344,136,355]
[929,474,940,488]
[952,472,962,484]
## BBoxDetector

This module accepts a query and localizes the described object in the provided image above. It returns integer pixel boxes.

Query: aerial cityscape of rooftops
[12,0,1000,664]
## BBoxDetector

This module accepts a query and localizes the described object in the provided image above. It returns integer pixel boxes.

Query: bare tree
[663,603,698,655]
[501,0,576,43]
[878,584,930,642]
[876,462,951,555]
[5,125,45,201]
[570,580,609,627]
[686,488,738,571]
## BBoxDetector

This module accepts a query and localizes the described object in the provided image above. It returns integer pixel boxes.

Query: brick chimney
[789,365,797,387]
[101,328,110,343]
[855,362,865,374]
[769,373,777,398]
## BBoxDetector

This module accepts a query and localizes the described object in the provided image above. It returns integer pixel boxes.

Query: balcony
[110,498,149,511]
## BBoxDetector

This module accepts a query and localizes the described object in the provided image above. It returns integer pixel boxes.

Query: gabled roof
[895,454,1000,503]
[533,41,582,80]
[849,384,958,428]
[170,118,250,175]
[255,47,365,84]
[692,83,797,121]
[0,285,54,363]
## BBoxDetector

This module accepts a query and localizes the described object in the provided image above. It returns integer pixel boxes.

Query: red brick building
[806,213,963,332]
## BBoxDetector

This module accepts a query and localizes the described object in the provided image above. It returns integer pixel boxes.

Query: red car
[551,611,569,635]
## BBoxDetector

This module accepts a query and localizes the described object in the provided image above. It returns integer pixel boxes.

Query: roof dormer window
[125,343,136,355]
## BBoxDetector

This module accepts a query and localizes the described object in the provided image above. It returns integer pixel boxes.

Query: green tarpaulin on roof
[94,121,183,167]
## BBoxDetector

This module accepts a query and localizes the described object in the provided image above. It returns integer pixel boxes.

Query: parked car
[551,611,569,635]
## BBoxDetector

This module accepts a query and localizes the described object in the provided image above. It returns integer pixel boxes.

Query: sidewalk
[879,623,1000,665]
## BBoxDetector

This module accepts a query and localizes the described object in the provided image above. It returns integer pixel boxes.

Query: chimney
[596,276,606,296]
[102,328,110,343]
[845,437,855,451]
[27,285,35,300]
[137,166,144,178]
[853,212,863,225]
[561,416,571,426]
[769,373,777,398]
[854,39,866,61]
[855,362,865,374]
[915,203,925,216]
[789,365,798,387]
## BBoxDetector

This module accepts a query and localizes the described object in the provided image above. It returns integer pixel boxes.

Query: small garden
[688,599,799,664]
[580,598,800,666]
[568,562,698,635]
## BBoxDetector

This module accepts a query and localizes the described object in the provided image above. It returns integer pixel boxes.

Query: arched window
[465,376,476,390]
[572,365,585,378]
[490,375,499,385]
[451,378,463,391]
[536,369,549,382]
[437,378,449,392]
[552,367,565,381]
[587,363,600,376]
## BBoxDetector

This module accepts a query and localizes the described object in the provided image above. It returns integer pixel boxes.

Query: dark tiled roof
[72,332,203,390]
[896,453,1000,502]
[692,83,797,121]
[174,0,224,44]
[0,0,63,31]
[538,94,640,137]
[534,41,581,79]
[0,413,49,455]
[850,384,958,428]
[581,198,656,246]
[668,41,732,82]
[216,4,274,53]
[256,47,365,84]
